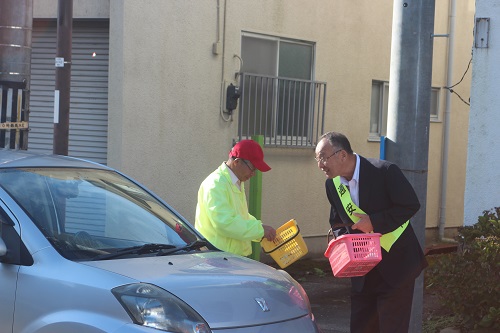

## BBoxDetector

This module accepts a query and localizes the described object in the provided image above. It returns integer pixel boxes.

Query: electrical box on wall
[226,83,240,112]
[474,17,490,48]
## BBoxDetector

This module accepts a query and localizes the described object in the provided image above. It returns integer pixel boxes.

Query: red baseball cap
[229,140,271,172]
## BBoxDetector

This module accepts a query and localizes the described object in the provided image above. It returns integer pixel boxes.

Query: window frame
[430,87,441,122]
[241,31,315,80]
[369,80,441,141]
[238,32,322,148]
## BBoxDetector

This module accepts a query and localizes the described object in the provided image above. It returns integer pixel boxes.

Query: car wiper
[91,243,176,261]
[156,240,210,256]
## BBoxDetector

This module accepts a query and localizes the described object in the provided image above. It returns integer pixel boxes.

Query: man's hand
[351,213,374,233]
[262,224,277,241]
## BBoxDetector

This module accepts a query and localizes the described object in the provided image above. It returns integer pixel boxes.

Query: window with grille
[238,33,325,148]
[369,80,440,140]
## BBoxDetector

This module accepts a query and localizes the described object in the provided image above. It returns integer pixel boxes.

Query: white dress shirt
[224,162,241,190]
[340,153,360,206]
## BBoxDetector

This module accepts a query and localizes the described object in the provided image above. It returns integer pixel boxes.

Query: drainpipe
[438,0,457,243]
[218,0,232,122]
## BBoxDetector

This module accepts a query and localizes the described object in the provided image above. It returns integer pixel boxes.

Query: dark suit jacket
[325,156,428,291]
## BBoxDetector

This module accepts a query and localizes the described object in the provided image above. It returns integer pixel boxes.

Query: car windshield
[0,167,209,261]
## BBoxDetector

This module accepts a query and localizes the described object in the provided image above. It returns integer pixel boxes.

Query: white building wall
[464,0,500,225]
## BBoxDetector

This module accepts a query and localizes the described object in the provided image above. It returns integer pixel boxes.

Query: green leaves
[425,207,500,331]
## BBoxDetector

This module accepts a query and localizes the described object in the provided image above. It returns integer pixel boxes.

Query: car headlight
[112,283,211,333]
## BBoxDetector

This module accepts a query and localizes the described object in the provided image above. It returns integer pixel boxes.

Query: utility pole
[53,0,73,155]
[386,1,435,331]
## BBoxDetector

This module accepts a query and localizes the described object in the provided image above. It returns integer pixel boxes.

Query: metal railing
[237,73,326,148]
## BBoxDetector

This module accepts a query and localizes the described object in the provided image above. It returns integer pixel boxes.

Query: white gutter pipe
[438,0,457,243]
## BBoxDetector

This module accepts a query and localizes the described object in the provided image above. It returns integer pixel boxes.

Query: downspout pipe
[438,0,457,243]
[219,0,231,122]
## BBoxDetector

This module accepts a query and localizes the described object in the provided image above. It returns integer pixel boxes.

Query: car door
[0,205,20,333]
[0,262,18,333]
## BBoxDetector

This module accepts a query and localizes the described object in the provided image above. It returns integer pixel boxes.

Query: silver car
[0,150,321,333]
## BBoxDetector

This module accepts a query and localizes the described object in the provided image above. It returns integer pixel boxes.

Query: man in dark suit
[315,131,427,333]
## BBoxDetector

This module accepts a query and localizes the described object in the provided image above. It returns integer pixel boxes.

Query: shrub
[458,206,500,245]
[425,207,500,332]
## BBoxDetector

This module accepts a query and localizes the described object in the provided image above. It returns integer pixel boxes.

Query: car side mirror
[0,208,33,265]
[0,208,13,258]
[0,209,14,227]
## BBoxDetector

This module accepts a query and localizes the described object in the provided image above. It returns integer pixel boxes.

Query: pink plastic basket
[324,233,382,278]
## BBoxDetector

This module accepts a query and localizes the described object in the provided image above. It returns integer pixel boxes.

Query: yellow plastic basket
[261,219,308,268]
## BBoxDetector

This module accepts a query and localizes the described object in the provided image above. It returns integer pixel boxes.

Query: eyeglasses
[315,149,342,164]
[240,159,256,172]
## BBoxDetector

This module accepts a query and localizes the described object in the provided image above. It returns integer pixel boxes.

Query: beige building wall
[33,0,475,255]
[428,1,475,236]
[443,2,475,229]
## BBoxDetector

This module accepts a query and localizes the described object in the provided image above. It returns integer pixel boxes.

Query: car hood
[82,252,310,329]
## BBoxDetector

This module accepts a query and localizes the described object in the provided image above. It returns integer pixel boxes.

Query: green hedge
[426,207,500,332]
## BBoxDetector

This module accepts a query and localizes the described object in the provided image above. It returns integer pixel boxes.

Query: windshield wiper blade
[91,243,176,261]
[157,240,210,256]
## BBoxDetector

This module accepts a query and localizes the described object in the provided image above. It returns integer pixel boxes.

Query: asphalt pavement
[278,242,459,333]
[279,258,351,333]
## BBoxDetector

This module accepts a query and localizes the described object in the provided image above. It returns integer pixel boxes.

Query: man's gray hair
[319,131,353,154]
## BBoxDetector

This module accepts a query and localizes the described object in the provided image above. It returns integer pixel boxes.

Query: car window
[0,168,201,260]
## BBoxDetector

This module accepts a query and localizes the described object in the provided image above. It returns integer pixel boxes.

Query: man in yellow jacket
[195,140,276,256]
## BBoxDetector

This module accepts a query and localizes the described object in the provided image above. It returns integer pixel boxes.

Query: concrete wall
[32,0,476,253]
[464,0,500,225]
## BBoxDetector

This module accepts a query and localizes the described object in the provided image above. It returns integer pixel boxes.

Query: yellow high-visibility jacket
[195,163,264,256]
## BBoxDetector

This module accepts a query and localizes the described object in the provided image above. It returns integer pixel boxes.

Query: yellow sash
[332,176,408,252]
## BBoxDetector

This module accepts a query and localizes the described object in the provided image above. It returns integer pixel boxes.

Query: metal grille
[0,80,28,149]
[237,73,326,148]
[29,21,109,164]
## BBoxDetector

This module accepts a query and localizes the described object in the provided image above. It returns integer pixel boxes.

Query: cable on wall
[444,54,472,106]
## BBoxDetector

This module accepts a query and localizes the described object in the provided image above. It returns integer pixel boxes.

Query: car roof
[0,150,111,170]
